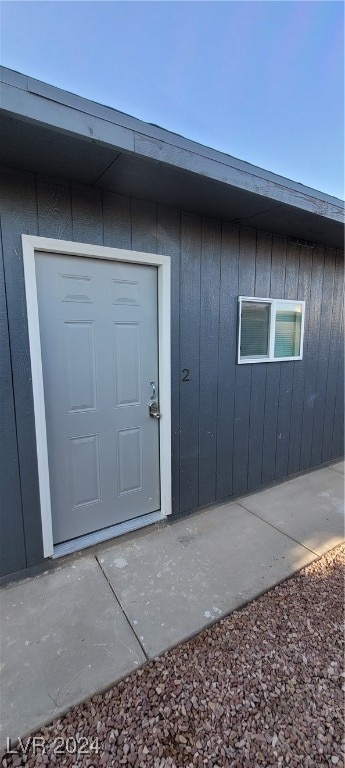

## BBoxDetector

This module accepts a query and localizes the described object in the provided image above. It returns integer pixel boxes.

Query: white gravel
[2,544,344,767]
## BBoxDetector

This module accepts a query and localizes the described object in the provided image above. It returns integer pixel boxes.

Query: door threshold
[52,510,164,559]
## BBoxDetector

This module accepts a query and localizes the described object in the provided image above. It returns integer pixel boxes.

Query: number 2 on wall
[182,369,190,382]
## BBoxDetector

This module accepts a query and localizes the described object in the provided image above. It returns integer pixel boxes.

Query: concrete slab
[240,468,344,555]
[0,557,145,748]
[98,502,316,659]
[328,460,345,475]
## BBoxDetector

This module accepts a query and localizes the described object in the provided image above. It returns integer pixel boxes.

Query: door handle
[149,400,161,419]
[150,381,156,398]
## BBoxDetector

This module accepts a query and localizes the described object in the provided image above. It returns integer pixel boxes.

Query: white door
[35,252,160,545]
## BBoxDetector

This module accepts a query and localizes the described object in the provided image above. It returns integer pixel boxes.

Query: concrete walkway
[1,462,344,749]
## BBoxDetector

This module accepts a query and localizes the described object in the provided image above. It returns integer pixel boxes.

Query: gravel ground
[2,544,344,768]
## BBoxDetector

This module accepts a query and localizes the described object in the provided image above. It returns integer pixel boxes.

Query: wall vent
[288,236,316,248]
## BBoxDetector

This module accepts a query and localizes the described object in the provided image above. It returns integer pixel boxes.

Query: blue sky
[1,1,344,198]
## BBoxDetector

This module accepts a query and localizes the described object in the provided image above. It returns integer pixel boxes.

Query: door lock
[149,400,161,419]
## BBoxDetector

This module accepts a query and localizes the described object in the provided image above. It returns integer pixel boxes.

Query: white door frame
[21,235,171,558]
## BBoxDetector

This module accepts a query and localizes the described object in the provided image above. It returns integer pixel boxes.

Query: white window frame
[237,296,305,364]
[21,235,171,559]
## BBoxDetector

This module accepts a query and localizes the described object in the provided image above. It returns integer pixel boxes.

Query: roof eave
[0,67,344,249]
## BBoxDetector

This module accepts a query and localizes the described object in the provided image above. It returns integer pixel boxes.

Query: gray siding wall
[0,166,344,578]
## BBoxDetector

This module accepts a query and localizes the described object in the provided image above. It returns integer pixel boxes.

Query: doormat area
[2,545,344,768]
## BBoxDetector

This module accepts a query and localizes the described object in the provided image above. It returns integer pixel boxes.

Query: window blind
[274,310,301,358]
[240,302,270,358]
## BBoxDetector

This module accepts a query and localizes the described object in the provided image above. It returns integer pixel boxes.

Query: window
[238,297,305,364]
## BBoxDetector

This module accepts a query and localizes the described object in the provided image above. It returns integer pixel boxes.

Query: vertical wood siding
[248,230,272,491]
[288,245,313,475]
[179,213,201,513]
[0,167,343,576]
[156,205,181,514]
[300,247,325,470]
[233,229,256,496]
[321,251,344,464]
[0,235,26,575]
[216,224,239,500]
[0,169,43,573]
[199,218,221,507]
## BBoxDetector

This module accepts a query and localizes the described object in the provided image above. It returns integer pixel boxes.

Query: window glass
[240,301,270,358]
[274,303,302,358]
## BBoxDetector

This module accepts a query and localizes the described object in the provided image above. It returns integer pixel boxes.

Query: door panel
[117,427,143,495]
[35,252,160,544]
[113,322,141,407]
[63,321,97,412]
[69,434,101,508]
